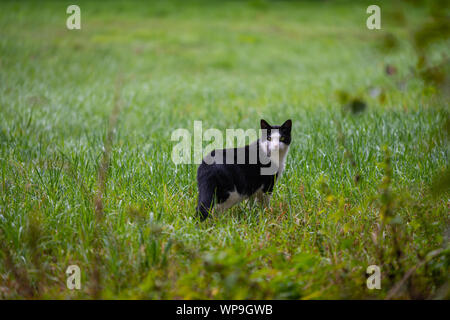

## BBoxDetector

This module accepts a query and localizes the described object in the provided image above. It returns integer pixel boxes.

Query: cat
[196,119,292,221]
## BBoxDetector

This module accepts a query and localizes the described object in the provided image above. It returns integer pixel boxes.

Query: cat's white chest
[277,145,289,176]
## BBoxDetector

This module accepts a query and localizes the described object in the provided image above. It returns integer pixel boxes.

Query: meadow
[0,0,448,299]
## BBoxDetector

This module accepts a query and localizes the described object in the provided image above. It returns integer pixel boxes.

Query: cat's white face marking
[259,130,289,175]
[260,131,288,155]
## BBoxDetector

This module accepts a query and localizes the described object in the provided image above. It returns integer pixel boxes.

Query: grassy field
[0,0,449,299]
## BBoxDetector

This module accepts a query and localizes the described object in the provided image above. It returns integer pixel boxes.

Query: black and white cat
[196,119,292,221]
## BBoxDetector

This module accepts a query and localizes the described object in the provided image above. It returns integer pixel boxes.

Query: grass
[0,0,449,299]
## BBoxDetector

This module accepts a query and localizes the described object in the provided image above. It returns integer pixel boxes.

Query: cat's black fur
[196,119,292,221]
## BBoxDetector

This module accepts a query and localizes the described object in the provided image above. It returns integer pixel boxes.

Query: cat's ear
[260,119,271,130]
[282,119,292,131]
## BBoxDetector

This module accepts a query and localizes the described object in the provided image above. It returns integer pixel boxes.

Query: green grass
[0,0,448,299]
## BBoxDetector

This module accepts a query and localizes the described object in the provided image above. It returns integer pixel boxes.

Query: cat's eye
[280,137,285,142]
[267,136,271,141]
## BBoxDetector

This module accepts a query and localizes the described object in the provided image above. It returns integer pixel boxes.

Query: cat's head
[260,119,292,155]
